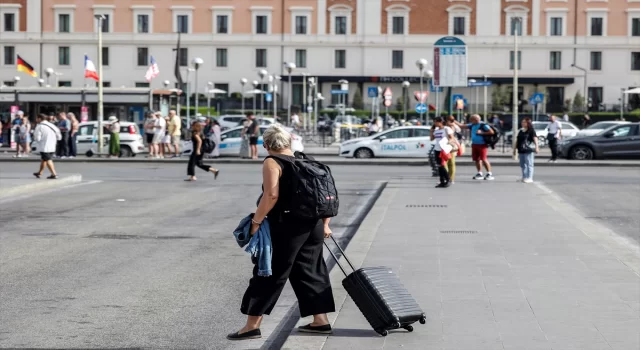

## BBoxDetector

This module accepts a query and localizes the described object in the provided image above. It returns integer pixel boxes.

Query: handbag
[457,143,465,156]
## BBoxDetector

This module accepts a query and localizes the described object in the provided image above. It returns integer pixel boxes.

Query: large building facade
[1,0,639,113]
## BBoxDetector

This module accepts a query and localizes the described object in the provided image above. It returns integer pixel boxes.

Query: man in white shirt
[151,112,166,158]
[33,113,62,179]
[547,115,562,163]
[291,113,300,128]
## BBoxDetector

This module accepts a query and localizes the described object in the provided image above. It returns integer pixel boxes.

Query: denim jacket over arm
[233,214,273,277]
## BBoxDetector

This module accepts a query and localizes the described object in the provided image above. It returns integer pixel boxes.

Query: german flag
[16,55,37,77]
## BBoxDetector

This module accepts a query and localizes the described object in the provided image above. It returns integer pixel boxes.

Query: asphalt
[0,163,638,349]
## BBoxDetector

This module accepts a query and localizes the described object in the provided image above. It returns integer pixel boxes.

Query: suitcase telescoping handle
[324,235,357,278]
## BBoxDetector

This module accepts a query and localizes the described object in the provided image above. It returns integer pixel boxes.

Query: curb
[0,157,639,167]
[281,186,396,350]
[0,174,83,200]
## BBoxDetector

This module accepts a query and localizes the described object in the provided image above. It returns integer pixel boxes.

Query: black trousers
[68,133,77,157]
[187,152,210,176]
[434,150,450,185]
[57,132,69,157]
[428,145,438,177]
[548,134,558,161]
[241,219,335,317]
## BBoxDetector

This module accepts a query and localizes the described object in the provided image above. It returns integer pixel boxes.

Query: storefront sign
[80,106,89,122]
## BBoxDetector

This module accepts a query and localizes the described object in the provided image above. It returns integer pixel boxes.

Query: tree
[395,97,404,112]
[573,91,584,112]
[564,98,572,112]
[352,88,364,110]
[491,85,506,110]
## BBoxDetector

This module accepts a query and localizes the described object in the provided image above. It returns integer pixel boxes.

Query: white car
[181,125,303,157]
[505,121,549,143]
[505,121,580,144]
[339,126,433,158]
[218,115,247,130]
[576,121,630,137]
[31,121,144,157]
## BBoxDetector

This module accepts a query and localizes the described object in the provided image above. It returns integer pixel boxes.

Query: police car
[339,126,433,158]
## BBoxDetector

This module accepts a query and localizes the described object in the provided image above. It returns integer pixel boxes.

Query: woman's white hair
[262,124,292,151]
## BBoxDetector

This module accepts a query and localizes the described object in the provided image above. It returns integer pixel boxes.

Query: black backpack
[479,123,501,149]
[267,152,339,220]
[201,138,216,153]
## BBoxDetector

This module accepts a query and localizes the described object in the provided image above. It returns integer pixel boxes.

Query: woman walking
[228,125,334,340]
[15,115,31,157]
[514,117,539,183]
[107,116,121,158]
[430,117,455,188]
[210,119,221,158]
[68,112,79,158]
[185,122,219,181]
[445,116,462,184]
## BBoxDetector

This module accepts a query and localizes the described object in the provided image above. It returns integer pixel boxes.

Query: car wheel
[86,150,94,157]
[570,145,594,160]
[119,146,132,158]
[354,148,373,159]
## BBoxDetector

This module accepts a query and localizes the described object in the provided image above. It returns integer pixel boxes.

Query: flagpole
[95,15,105,157]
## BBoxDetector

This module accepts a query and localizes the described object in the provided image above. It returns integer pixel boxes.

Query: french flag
[84,55,99,81]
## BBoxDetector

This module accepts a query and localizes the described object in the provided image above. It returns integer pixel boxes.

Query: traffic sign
[383,87,393,100]
[468,81,493,87]
[452,94,464,103]
[383,99,392,107]
[367,87,378,98]
[430,80,444,93]
[331,90,348,95]
[414,91,428,103]
[265,93,272,102]
[530,93,544,105]
[433,36,468,88]
[415,103,427,113]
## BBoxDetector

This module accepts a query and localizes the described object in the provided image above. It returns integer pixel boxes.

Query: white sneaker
[517,178,524,182]
[473,173,484,180]
[61,156,67,159]
[523,178,533,183]
[484,174,495,181]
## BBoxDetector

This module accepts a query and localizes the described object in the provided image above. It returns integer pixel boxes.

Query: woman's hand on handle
[323,218,332,238]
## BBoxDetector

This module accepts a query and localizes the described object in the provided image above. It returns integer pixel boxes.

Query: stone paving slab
[283,175,640,350]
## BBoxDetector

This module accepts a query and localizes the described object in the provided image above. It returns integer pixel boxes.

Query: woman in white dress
[210,119,222,158]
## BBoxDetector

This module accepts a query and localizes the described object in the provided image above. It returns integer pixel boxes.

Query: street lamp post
[45,68,54,87]
[483,75,489,122]
[240,78,247,116]
[308,77,316,130]
[192,57,203,119]
[185,67,194,127]
[207,81,213,116]
[402,81,410,121]
[267,75,274,116]
[284,62,296,125]
[468,79,477,115]
[425,70,433,124]
[338,79,349,117]
[94,14,105,156]
[252,80,259,115]
[512,17,521,160]
[273,76,281,119]
[416,58,428,123]
[258,69,268,118]
[571,63,588,113]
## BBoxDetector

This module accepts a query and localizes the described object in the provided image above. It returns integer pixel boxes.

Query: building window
[632,52,640,71]
[453,17,465,35]
[590,51,602,71]
[587,87,603,112]
[3,81,15,87]
[392,16,404,35]
[137,47,148,66]
[102,81,111,88]
[137,14,149,33]
[58,14,70,33]
[632,18,640,37]
[550,17,562,36]
[392,50,403,69]
[256,15,268,34]
[510,18,522,36]
[3,13,15,32]
[216,48,227,67]
[335,50,346,69]
[549,51,561,70]
[590,17,603,36]
[509,50,521,70]
[177,15,189,33]
[178,48,188,67]
[3,46,15,65]
[58,81,72,87]
[295,16,307,35]
[214,83,229,95]
[256,48,267,68]
[295,49,306,68]
[102,47,109,66]
[216,15,228,34]
[58,46,70,66]
[99,14,110,33]
[135,82,150,88]
[335,16,347,35]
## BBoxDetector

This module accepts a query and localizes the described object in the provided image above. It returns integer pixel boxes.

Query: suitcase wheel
[376,329,388,337]
[419,316,427,324]
[404,325,414,332]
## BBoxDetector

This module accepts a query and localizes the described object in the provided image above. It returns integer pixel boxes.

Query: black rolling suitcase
[325,236,426,336]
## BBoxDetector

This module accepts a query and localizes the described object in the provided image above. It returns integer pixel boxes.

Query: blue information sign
[415,103,427,113]
[331,90,348,95]
[529,93,544,105]
[265,93,272,102]
[468,81,493,87]
[367,87,378,98]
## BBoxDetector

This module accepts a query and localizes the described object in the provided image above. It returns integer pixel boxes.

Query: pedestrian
[185,122,219,181]
[563,113,569,122]
[151,112,166,158]
[162,116,172,155]
[228,124,334,341]
[107,116,121,158]
[514,117,539,183]
[32,113,61,179]
[168,110,181,157]
[455,114,495,180]
[430,117,455,188]
[56,112,70,158]
[144,112,156,156]
[14,114,31,158]
[247,114,260,160]
[68,112,79,158]
[210,119,221,158]
[582,114,591,128]
[445,116,462,184]
[547,114,562,163]
[291,112,300,130]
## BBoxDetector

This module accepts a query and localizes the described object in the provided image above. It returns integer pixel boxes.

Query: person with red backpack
[455,114,496,180]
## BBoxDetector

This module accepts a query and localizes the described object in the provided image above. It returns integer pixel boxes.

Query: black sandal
[226,328,261,341]
[213,170,220,180]
[47,175,58,179]
[298,324,333,334]
[33,173,41,179]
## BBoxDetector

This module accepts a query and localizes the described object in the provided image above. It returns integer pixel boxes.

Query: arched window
[447,5,472,36]
[504,5,529,36]
[386,5,410,35]
[329,5,353,35]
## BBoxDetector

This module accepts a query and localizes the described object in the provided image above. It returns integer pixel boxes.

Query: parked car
[575,121,630,137]
[325,104,356,113]
[559,123,640,160]
[339,126,432,158]
[31,121,144,157]
[218,115,247,130]
[505,121,579,145]
[235,117,276,127]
